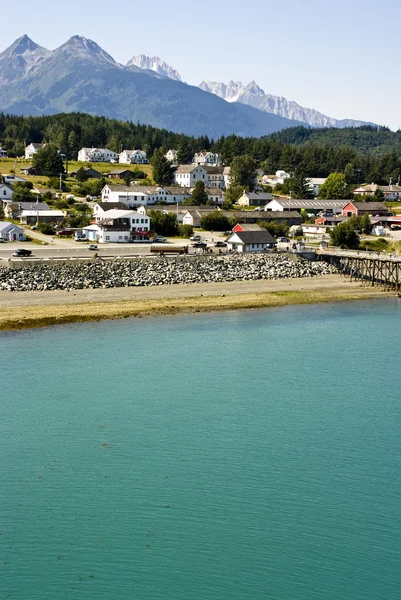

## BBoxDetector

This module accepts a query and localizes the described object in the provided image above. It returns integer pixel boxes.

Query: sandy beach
[0,274,393,330]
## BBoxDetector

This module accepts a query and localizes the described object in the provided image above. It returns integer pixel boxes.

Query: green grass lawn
[0,158,154,188]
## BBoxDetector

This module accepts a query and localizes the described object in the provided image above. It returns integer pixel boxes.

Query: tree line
[1,112,401,184]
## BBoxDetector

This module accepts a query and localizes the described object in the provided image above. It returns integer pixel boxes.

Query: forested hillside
[1,113,401,185]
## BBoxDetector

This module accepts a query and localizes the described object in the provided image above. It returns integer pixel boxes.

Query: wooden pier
[318,250,401,292]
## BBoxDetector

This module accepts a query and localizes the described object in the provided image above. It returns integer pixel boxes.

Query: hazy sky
[2,0,400,129]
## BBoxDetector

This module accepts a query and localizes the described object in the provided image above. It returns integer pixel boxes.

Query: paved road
[0,229,230,260]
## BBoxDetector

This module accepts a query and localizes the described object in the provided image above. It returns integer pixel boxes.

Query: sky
[2,0,400,130]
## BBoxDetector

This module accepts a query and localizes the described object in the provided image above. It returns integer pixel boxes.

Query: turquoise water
[1,299,401,600]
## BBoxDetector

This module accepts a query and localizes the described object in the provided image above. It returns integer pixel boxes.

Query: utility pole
[59,173,62,193]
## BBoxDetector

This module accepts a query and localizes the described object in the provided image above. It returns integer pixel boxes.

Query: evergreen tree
[176,140,193,164]
[191,181,208,205]
[289,169,314,199]
[76,167,89,182]
[33,143,65,176]
[229,155,257,191]
[151,148,173,186]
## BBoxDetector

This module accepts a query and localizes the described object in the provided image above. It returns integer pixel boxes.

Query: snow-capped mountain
[0,35,301,138]
[0,34,51,84]
[127,55,182,81]
[199,80,372,128]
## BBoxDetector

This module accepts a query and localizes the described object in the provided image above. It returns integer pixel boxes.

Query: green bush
[37,222,56,235]
[178,224,193,238]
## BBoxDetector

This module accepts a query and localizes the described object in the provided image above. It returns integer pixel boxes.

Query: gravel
[0,254,336,292]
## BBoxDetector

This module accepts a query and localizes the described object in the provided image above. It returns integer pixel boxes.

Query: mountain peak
[11,34,39,53]
[55,35,117,67]
[0,35,51,84]
[127,55,182,81]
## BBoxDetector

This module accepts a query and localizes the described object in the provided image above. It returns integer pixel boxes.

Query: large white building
[83,209,150,243]
[78,147,118,162]
[101,184,192,207]
[119,149,149,164]
[174,165,230,189]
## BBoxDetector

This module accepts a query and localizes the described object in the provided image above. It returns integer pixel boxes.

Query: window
[118,236,123,239]
[106,236,110,240]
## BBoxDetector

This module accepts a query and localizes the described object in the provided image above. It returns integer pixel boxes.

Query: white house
[174,165,230,189]
[174,165,208,187]
[0,221,25,241]
[353,183,401,201]
[25,142,45,159]
[0,146,7,157]
[262,170,290,186]
[78,147,118,163]
[225,230,276,253]
[101,184,191,207]
[309,177,327,197]
[119,149,149,164]
[82,209,150,243]
[202,187,225,204]
[193,151,221,166]
[236,191,273,207]
[165,149,178,163]
[182,207,220,228]
[0,183,13,200]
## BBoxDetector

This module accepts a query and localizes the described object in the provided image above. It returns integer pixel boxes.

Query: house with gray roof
[226,230,276,253]
[0,221,25,241]
[237,190,273,207]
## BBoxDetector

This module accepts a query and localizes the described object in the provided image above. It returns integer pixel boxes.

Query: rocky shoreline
[0,254,336,292]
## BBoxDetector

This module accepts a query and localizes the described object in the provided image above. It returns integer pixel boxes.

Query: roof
[309,178,327,185]
[242,192,272,200]
[0,221,23,232]
[266,199,347,209]
[121,149,146,155]
[228,230,276,244]
[233,223,264,231]
[105,169,134,175]
[203,166,224,175]
[9,202,49,211]
[80,147,116,154]
[175,165,200,174]
[347,202,388,211]
[27,142,44,149]
[104,184,191,195]
[101,209,143,219]
[95,202,127,211]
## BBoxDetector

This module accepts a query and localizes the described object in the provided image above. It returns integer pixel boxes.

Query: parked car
[192,242,207,248]
[30,225,38,230]
[277,237,289,243]
[153,236,167,243]
[0,238,5,243]
[87,244,98,250]
[214,241,227,247]
[190,235,202,241]
[13,249,32,257]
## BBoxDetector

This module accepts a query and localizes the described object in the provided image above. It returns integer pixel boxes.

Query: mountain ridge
[0,35,302,138]
[199,80,373,129]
